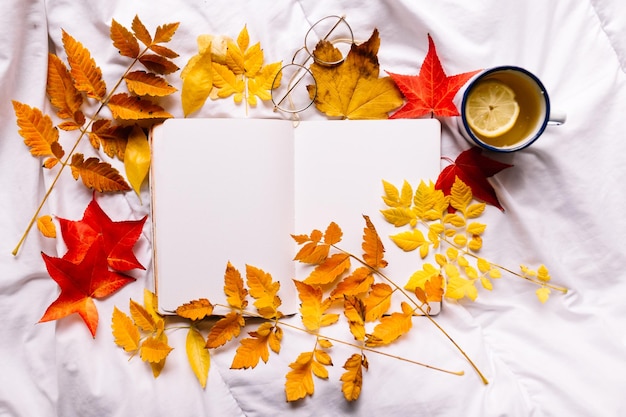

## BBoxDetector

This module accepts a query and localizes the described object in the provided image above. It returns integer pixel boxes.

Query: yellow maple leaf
[365,302,413,347]
[340,353,367,401]
[307,29,403,119]
[176,298,214,321]
[224,262,248,310]
[362,215,388,269]
[111,306,141,352]
[186,327,210,388]
[36,215,56,238]
[124,125,151,199]
[205,311,245,349]
[245,265,282,319]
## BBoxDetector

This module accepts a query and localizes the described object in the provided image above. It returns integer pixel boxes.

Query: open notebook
[150,118,441,316]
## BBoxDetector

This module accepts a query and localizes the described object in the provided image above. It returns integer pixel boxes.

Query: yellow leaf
[294,280,323,331]
[330,267,374,300]
[110,19,140,58]
[237,26,250,58]
[343,296,366,341]
[536,287,551,303]
[129,299,156,332]
[381,180,401,208]
[380,207,416,227]
[231,327,271,370]
[477,258,491,273]
[180,46,213,116]
[450,177,473,212]
[424,274,444,302]
[468,235,483,251]
[143,289,161,323]
[465,203,486,219]
[246,265,281,318]
[111,307,140,352]
[224,262,248,310]
[365,302,413,347]
[363,283,393,322]
[186,327,210,388]
[446,273,478,301]
[176,298,214,321]
[453,233,468,247]
[124,125,150,199]
[304,253,351,285]
[413,180,446,221]
[285,352,314,402]
[205,312,244,348]
[211,62,244,100]
[125,71,177,97]
[12,101,59,157]
[362,215,387,269]
[389,229,426,252]
[108,93,173,120]
[70,153,131,192]
[340,354,366,401]
[37,215,56,238]
[268,325,282,354]
[148,330,169,378]
[246,60,282,105]
[62,30,106,100]
[405,263,440,292]
[311,360,329,379]
[293,241,330,264]
[323,222,343,245]
[47,54,83,119]
[537,265,551,282]
[140,335,173,363]
[480,277,493,291]
[307,29,403,119]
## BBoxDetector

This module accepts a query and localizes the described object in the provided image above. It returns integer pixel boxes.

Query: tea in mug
[463,69,545,148]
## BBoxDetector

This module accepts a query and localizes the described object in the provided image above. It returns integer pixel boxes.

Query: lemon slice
[465,80,520,137]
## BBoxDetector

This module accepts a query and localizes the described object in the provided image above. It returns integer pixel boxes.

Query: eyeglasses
[271,15,355,116]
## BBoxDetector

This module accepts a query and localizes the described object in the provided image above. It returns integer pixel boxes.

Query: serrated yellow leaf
[341,354,365,401]
[211,62,244,99]
[139,53,179,75]
[380,207,416,227]
[330,267,374,301]
[140,335,173,363]
[186,327,210,388]
[405,263,439,292]
[231,331,270,370]
[181,47,213,116]
[285,352,314,402]
[246,60,281,105]
[132,15,152,46]
[450,177,472,212]
[365,302,413,347]
[304,253,351,285]
[153,22,179,44]
[381,179,400,207]
[62,30,107,100]
[125,71,177,97]
[536,286,551,303]
[363,283,393,322]
[320,312,340,327]
[205,311,245,348]
[389,229,426,252]
[108,93,173,119]
[294,280,325,331]
[466,203,486,219]
[323,222,342,245]
[413,180,446,221]
[246,264,281,318]
[111,307,140,352]
[362,215,387,269]
[148,330,169,378]
[70,153,131,192]
[445,274,478,301]
[124,125,150,199]
[176,298,214,320]
[129,299,156,332]
[237,26,250,58]
[424,274,444,302]
[268,326,282,354]
[37,215,56,238]
[143,289,161,323]
[224,262,248,310]
[12,101,60,157]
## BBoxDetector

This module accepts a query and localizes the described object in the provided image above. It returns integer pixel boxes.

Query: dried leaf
[140,335,173,363]
[224,262,248,310]
[307,29,403,119]
[176,298,214,320]
[129,299,156,332]
[108,93,173,120]
[37,215,56,238]
[294,280,338,331]
[70,153,131,192]
[111,306,141,352]
[62,30,106,100]
[285,352,315,402]
[330,267,374,301]
[343,295,366,341]
[246,265,281,319]
[231,323,273,370]
[340,354,366,401]
[186,327,210,388]
[362,215,387,269]
[88,119,130,160]
[365,302,413,347]
[131,15,152,46]
[124,125,151,199]
[205,311,245,349]
[363,283,393,322]
[110,19,140,58]
[139,54,179,75]
[125,71,177,97]
[12,101,59,157]
[181,46,213,116]
[304,253,351,285]
[153,22,180,44]
[47,53,83,119]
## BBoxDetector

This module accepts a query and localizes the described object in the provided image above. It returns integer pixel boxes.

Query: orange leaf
[294,280,338,331]
[293,241,330,264]
[125,71,177,96]
[107,93,173,120]
[129,299,157,332]
[88,119,130,160]
[110,19,140,58]
[47,54,83,119]
[70,153,131,192]
[231,325,272,370]
[323,222,343,245]
[285,352,315,402]
[343,296,366,341]
[424,274,444,303]
[140,335,173,363]
[246,265,281,318]
[330,267,374,301]
[176,298,214,320]
[304,253,350,285]
[153,22,180,44]
[149,44,179,59]
[363,283,393,322]
[131,15,152,46]
[362,215,388,269]
[37,215,56,238]
[205,311,245,349]
[12,101,59,157]
[111,307,141,352]
[62,30,106,100]
[224,261,248,310]
[148,330,169,377]
[139,54,179,75]
[340,354,367,401]
[365,302,413,347]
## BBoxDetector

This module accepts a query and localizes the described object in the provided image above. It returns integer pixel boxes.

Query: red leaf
[435,147,513,211]
[40,240,135,337]
[387,34,480,118]
[59,195,147,271]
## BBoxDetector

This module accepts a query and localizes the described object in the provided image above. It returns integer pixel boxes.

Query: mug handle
[549,110,566,125]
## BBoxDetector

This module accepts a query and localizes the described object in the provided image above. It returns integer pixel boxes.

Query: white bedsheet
[1,1,625,416]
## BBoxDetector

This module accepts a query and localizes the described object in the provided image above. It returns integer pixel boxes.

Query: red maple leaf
[59,195,147,271]
[387,34,481,118]
[435,147,513,211]
[39,239,135,337]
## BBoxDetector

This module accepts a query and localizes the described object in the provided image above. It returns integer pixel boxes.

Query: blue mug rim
[461,65,551,152]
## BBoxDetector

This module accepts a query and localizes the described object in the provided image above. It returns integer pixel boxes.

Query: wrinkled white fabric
[1,0,625,416]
